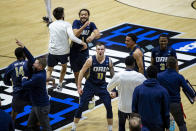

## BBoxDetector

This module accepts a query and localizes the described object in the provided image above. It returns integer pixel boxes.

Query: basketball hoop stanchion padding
[182,80,196,104]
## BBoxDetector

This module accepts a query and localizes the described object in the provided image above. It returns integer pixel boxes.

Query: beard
[80,17,89,23]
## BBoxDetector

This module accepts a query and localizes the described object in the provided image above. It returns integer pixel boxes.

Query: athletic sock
[108,125,112,131]
[71,122,77,130]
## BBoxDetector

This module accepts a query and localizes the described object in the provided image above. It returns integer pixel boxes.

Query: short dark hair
[167,56,177,69]
[15,47,25,60]
[53,7,64,20]
[127,33,137,43]
[147,65,158,78]
[37,58,47,69]
[79,8,90,16]
[96,42,105,48]
[159,34,169,40]
[125,56,135,67]
[129,113,142,131]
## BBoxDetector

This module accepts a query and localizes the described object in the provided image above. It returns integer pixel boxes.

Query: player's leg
[170,103,187,131]
[11,96,25,122]
[43,0,52,23]
[72,82,94,130]
[27,107,40,130]
[47,54,57,83]
[118,110,127,131]
[11,110,17,122]
[47,66,54,85]
[34,105,52,131]
[58,54,69,91]
[73,72,79,86]
[98,88,113,131]
[58,63,67,89]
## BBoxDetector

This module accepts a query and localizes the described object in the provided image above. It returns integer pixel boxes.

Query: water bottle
[169,120,175,131]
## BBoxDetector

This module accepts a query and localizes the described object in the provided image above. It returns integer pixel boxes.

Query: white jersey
[48,20,82,55]
[107,70,146,113]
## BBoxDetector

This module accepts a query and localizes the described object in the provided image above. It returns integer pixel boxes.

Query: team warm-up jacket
[132,79,170,130]
[157,68,195,103]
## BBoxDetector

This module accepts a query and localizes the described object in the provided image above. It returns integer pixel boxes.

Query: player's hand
[77,87,83,95]
[110,92,116,98]
[15,39,25,48]
[84,21,90,27]
[193,96,196,101]
[86,36,94,43]
[81,42,87,50]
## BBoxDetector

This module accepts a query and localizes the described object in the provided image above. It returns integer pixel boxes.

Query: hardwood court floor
[0,0,195,131]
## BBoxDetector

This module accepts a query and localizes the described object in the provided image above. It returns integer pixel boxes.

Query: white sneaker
[54,84,62,92]
[88,100,95,110]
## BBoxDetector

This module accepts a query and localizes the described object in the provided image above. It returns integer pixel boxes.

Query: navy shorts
[47,53,69,67]
[70,50,89,72]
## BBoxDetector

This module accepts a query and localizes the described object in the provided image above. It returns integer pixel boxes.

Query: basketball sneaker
[54,84,62,92]
[42,16,49,23]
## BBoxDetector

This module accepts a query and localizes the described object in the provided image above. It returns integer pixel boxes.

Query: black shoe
[47,21,53,27]
[42,16,49,23]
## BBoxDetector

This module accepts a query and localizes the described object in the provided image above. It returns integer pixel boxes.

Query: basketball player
[151,34,178,72]
[47,7,87,91]
[107,56,146,131]
[125,33,145,75]
[157,57,196,131]
[71,42,114,131]
[42,0,52,26]
[3,39,35,122]
[70,8,100,86]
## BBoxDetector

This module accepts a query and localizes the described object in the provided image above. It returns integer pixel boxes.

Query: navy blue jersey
[87,55,109,85]
[4,60,26,95]
[151,46,177,72]
[71,20,97,54]
[3,47,35,96]
[129,45,145,72]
